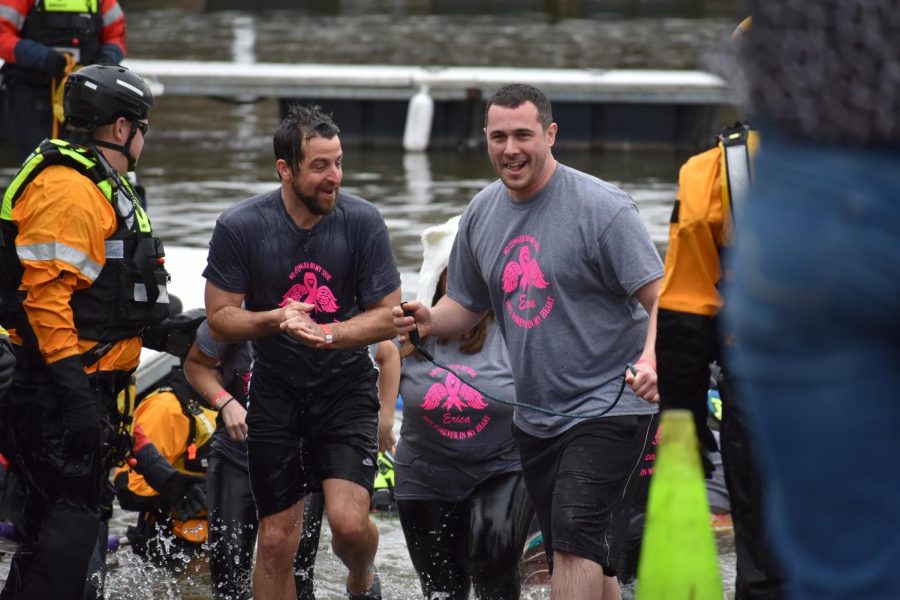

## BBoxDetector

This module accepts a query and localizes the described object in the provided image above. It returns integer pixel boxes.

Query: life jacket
[371,450,396,513]
[659,123,759,319]
[175,394,216,474]
[171,516,207,545]
[158,372,216,545]
[114,379,216,546]
[137,383,215,545]
[0,138,170,364]
[114,377,215,496]
[10,0,102,85]
[142,372,217,476]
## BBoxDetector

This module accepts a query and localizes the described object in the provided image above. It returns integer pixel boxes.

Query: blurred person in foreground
[724,3,900,599]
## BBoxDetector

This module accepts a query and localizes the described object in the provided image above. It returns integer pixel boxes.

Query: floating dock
[128,59,736,150]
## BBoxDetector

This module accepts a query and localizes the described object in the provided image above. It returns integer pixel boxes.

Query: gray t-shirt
[448,164,663,437]
[395,320,520,501]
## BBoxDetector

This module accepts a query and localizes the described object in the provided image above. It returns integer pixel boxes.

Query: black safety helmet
[64,64,153,130]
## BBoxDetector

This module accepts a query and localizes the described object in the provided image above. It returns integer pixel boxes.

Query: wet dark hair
[273,103,340,174]
[484,83,553,130]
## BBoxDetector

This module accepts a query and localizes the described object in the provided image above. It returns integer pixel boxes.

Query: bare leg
[323,478,379,594]
[252,498,305,600]
[551,550,607,600]
[603,574,622,600]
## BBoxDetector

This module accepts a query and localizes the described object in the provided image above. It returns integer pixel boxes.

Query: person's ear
[114,116,132,143]
[545,122,558,147]
[275,159,291,182]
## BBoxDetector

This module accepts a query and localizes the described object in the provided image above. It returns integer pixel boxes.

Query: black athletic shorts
[512,413,657,576]
[246,356,380,519]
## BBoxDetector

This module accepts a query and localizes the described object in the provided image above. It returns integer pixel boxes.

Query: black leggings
[398,471,533,600]
[719,378,786,600]
[207,453,324,600]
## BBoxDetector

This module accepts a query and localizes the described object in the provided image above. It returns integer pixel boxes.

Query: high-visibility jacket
[0,0,126,84]
[0,138,169,373]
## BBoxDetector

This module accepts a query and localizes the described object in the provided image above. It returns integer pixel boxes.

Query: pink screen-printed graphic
[500,235,555,329]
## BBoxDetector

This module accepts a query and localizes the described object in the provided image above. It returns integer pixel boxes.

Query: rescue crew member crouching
[0,64,168,600]
[114,368,215,561]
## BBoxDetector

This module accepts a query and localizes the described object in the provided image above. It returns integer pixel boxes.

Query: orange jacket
[658,131,760,317]
[11,164,140,372]
[0,0,125,64]
[116,389,216,498]
[658,146,727,317]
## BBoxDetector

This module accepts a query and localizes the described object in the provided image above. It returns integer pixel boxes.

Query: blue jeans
[725,134,900,600]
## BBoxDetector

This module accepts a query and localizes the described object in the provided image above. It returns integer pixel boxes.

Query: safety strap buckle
[81,341,114,368]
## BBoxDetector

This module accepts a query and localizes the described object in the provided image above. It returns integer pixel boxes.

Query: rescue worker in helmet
[113,366,215,564]
[0,0,128,164]
[654,18,786,600]
[0,64,168,599]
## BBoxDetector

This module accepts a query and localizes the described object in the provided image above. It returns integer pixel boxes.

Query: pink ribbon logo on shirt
[421,371,488,412]
[499,234,555,329]
[280,261,340,314]
[502,245,549,293]
[419,364,491,440]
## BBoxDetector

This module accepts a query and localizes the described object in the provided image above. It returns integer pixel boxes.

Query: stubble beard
[294,182,337,216]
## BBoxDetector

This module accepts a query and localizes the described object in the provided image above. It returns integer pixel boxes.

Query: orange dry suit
[114,370,217,546]
[0,138,169,599]
[0,139,169,461]
[656,123,759,453]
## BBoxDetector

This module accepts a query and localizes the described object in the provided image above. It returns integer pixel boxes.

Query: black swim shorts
[513,413,657,576]
[246,356,380,519]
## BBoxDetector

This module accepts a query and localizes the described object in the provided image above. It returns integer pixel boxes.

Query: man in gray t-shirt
[393,84,662,599]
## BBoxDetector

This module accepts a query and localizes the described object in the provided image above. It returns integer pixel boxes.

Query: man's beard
[294,182,337,216]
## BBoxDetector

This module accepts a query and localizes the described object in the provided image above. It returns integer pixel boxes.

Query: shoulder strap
[717,123,753,236]
[2,139,109,221]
